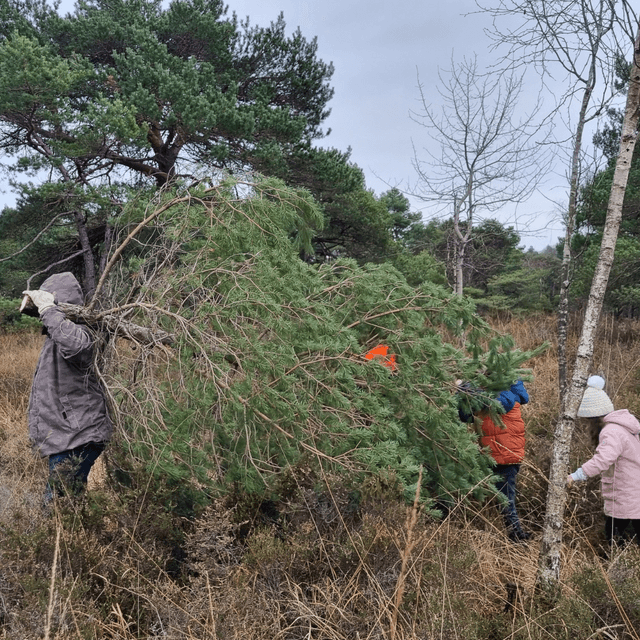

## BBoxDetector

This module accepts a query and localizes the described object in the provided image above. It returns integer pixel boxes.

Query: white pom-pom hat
[577,375,614,418]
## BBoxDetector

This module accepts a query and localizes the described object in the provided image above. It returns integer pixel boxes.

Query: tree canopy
[0,0,407,292]
[570,102,640,317]
[0,0,357,294]
[0,0,334,185]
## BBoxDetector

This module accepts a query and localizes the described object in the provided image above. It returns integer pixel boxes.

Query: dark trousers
[605,516,640,545]
[494,464,525,537]
[45,442,106,504]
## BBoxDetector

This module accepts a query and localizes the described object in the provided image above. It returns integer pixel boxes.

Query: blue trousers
[494,464,525,536]
[45,442,106,505]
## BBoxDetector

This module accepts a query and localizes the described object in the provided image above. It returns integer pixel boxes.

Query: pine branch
[57,303,174,346]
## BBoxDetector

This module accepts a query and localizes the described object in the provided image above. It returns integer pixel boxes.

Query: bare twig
[57,302,175,346]
[26,250,87,288]
[88,190,198,311]
[0,212,70,264]
[43,521,61,640]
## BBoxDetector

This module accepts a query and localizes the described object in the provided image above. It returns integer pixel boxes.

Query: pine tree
[94,177,543,513]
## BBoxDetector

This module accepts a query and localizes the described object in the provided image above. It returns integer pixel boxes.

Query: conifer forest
[1,1,640,638]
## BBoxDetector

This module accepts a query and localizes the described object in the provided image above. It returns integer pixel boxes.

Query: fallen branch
[57,303,175,346]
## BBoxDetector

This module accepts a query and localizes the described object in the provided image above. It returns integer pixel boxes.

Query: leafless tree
[478,0,639,592]
[410,56,546,295]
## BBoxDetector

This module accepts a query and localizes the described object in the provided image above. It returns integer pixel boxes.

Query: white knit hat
[577,375,614,418]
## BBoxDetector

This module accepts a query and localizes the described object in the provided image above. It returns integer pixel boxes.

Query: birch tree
[410,56,544,295]
[478,0,636,399]
[538,19,640,589]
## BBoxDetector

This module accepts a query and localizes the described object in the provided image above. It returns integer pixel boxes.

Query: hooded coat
[28,273,112,457]
[479,380,529,465]
[581,409,640,520]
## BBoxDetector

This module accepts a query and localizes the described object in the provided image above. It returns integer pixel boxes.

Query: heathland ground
[1,313,640,639]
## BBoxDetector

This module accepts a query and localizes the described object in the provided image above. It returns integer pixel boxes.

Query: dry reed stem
[389,467,422,640]
[43,521,61,640]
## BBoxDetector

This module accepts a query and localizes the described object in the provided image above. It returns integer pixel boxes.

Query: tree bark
[98,224,114,277]
[538,21,640,590]
[452,192,472,296]
[73,210,97,300]
[557,49,598,405]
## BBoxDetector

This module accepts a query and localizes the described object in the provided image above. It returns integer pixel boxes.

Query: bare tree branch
[57,302,175,346]
[476,0,637,394]
[0,211,70,264]
[26,250,87,289]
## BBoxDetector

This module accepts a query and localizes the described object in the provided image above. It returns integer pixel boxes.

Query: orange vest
[479,403,526,465]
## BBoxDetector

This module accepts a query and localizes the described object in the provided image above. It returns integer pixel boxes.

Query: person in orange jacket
[459,380,531,542]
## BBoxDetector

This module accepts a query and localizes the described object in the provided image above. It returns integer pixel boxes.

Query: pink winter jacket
[581,409,640,519]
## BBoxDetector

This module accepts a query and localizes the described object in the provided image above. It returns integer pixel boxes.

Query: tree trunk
[98,224,114,277]
[557,59,597,405]
[73,210,97,300]
[452,193,471,297]
[454,240,465,296]
[538,22,640,590]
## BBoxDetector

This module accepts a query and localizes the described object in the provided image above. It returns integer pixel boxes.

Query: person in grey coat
[21,272,112,503]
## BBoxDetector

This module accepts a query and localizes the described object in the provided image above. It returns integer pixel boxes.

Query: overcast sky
[229,0,571,250]
[5,0,590,250]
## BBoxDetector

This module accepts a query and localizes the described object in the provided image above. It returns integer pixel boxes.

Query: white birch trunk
[454,242,465,297]
[538,23,640,589]
[555,12,607,400]
[557,74,593,404]
[452,193,472,297]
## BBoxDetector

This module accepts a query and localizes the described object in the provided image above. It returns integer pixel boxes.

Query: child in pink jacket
[567,376,640,545]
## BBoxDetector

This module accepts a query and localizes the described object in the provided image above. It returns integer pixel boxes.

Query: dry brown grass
[2,315,640,639]
[0,332,46,523]
[9,491,631,640]
[487,311,640,557]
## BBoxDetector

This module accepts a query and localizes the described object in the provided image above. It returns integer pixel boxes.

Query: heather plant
[95,176,543,513]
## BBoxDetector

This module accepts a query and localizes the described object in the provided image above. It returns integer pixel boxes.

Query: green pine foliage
[479,250,561,313]
[571,98,640,317]
[101,177,543,512]
[0,0,348,292]
[0,297,40,331]
[391,249,447,288]
[570,234,640,316]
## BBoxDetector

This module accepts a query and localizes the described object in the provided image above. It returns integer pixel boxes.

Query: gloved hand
[22,289,56,315]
